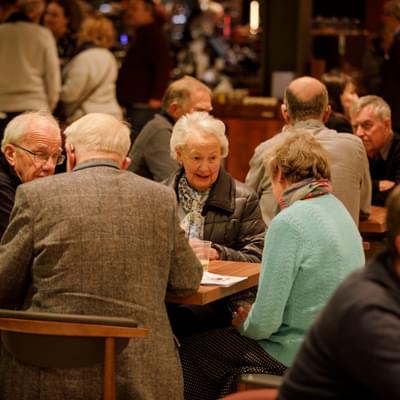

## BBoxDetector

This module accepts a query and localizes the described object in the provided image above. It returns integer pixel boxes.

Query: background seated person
[245,76,371,226]
[43,0,84,66]
[279,184,400,400]
[321,69,359,133]
[164,111,265,335]
[179,130,365,400]
[129,76,212,182]
[0,111,62,238]
[351,95,400,206]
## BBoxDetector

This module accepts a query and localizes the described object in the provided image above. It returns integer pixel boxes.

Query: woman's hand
[209,247,220,260]
[231,304,252,330]
[189,239,220,260]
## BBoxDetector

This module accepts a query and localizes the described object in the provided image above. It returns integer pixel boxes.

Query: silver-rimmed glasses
[13,144,65,165]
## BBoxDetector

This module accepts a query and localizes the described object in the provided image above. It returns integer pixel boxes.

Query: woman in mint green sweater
[180,131,365,400]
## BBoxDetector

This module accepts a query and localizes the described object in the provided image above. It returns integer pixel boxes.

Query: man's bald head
[282,76,330,123]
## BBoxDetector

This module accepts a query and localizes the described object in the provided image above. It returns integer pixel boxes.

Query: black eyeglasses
[13,143,65,166]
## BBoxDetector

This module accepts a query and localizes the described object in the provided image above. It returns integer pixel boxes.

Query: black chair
[0,309,149,400]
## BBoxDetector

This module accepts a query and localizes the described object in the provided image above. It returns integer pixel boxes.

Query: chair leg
[103,337,116,400]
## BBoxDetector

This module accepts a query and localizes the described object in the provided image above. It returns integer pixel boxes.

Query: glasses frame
[13,143,65,166]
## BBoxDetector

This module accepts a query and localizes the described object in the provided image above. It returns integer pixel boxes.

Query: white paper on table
[201,271,247,287]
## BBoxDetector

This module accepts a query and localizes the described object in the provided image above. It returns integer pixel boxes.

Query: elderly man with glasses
[0,110,62,238]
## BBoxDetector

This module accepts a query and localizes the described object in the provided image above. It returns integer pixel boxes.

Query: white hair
[64,113,131,157]
[1,110,60,153]
[170,112,229,160]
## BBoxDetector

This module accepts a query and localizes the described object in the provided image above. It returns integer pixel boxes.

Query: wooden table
[166,260,261,305]
[359,206,387,234]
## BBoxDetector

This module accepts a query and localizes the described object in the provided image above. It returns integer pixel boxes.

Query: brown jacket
[0,159,202,400]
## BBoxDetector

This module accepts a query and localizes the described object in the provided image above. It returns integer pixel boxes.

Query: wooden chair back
[0,309,149,400]
[223,388,279,399]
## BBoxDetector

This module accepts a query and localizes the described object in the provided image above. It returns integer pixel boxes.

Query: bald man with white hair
[246,76,371,225]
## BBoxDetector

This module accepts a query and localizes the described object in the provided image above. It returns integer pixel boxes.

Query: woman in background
[59,16,122,124]
[321,70,359,133]
[179,130,365,400]
[44,0,84,65]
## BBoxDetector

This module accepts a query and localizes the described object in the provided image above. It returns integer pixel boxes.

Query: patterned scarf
[278,178,332,211]
[178,174,210,239]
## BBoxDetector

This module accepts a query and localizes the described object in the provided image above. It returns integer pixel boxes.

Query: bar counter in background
[213,96,284,182]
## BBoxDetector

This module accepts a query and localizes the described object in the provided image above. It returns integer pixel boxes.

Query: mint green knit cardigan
[240,194,365,367]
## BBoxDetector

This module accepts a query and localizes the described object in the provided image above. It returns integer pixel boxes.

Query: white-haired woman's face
[176,131,222,192]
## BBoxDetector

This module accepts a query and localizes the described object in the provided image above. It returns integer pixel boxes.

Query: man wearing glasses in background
[0,110,63,238]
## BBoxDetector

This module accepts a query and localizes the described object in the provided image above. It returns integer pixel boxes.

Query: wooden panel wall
[222,117,284,182]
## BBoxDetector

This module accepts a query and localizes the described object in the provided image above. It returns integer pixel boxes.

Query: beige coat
[0,159,202,400]
[245,120,372,225]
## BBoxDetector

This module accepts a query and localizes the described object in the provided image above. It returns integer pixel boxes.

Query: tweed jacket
[0,159,202,400]
[164,167,265,262]
[245,120,372,225]
[128,112,179,182]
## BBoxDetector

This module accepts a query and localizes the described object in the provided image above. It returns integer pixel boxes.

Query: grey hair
[64,113,131,157]
[284,85,329,122]
[170,112,229,160]
[162,76,211,111]
[1,110,60,153]
[350,95,391,121]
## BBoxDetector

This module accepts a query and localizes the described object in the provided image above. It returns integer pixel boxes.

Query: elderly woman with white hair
[165,111,265,261]
[164,111,265,335]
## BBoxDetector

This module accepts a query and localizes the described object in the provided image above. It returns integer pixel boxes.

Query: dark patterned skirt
[179,327,287,400]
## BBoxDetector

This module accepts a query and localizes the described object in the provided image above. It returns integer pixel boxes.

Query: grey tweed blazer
[0,158,202,400]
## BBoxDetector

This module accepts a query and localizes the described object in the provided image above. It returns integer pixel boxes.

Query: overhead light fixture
[250,0,260,35]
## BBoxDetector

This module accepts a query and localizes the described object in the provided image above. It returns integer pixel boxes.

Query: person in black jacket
[279,184,400,400]
[0,111,62,238]
[164,111,265,336]
[350,95,400,206]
